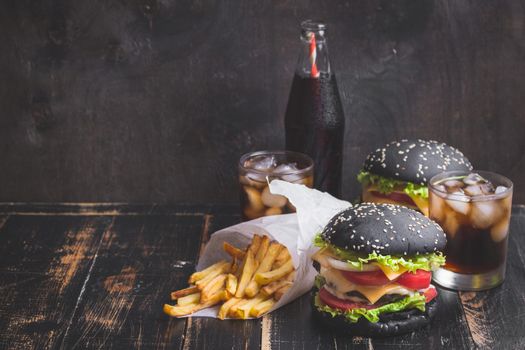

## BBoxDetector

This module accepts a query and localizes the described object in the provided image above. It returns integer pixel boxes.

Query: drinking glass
[429,171,513,291]
[239,150,314,221]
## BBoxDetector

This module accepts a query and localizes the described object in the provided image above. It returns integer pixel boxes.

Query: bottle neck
[296,21,331,78]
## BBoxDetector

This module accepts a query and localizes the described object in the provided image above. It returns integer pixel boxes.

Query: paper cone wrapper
[187,180,351,318]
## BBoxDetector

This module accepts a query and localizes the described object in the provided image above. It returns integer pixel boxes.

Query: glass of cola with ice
[239,150,314,221]
[429,171,513,291]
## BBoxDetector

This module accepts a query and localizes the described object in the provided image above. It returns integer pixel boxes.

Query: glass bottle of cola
[285,20,345,198]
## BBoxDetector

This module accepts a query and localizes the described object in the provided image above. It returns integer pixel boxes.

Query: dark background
[1,0,524,204]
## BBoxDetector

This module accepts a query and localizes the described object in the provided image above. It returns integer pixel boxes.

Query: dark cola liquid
[444,226,508,274]
[284,73,345,197]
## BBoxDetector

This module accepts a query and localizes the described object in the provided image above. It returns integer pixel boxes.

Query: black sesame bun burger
[311,203,446,337]
[357,139,472,216]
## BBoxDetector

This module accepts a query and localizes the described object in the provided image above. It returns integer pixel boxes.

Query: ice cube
[470,201,502,229]
[273,163,298,174]
[480,183,495,195]
[495,186,508,195]
[443,180,464,192]
[240,175,266,189]
[252,156,277,170]
[261,186,288,208]
[243,186,264,211]
[281,173,304,182]
[443,212,460,239]
[434,184,447,193]
[490,218,510,242]
[446,191,471,215]
[464,185,484,196]
[247,172,269,184]
[463,173,487,185]
[265,207,283,216]
[429,196,446,222]
[244,206,264,220]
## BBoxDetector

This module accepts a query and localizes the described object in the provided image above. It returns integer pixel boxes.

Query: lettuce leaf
[314,275,326,289]
[357,171,403,194]
[314,292,427,323]
[404,182,429,199]
[314,234,446,272]
[357,170,428,199]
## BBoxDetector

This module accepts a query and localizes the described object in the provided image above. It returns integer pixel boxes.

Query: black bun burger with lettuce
[312,203,447,337]
[357,139,472,216]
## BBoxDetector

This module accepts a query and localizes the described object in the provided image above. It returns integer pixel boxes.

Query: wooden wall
[1,0,524,204]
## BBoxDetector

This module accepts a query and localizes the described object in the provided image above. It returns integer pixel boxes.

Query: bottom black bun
[312,292,439,337]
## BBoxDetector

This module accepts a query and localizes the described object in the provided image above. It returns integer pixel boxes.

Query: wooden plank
[180,212,261,350]
[0,215,8,231]
[0,215,112,350]
[460,207,525,349]
[59,214,205,349]
[0,203,239,217]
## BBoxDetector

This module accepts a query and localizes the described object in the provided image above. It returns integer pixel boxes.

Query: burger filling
[357,171,429,215]
[312,236,445,323]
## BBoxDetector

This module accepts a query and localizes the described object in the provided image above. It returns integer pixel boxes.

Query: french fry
[171,286,199,300]
[261,270,295,296]
[245,242,282,297]
[254,235,270,264]
[230,257,239,274]
[226,274,238,295]
[167,235,296,320]
[177,292,201,306]
[164,290,225,317]
[273,246,291,268]
[236,294,267,319]
[201,274,227,303]
[254,259,294,285]
[195,263,230,290]
[248,235,262,256]
[223,242,245,260]
[261,279,292,297]
[274,284,291,301]
[189,260,230,284]
[229,298,251,316]
[218,297,241,320]
[286,270,296,281]
[250,298,276,317]
[163,303,197,317]
[235,250,256,298]
[234,236,258,279]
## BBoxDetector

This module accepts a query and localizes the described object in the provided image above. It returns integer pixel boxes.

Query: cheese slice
[321,267,414,304]
[311,249,331,268]
[373,263,407,281]
[406,193,429,216]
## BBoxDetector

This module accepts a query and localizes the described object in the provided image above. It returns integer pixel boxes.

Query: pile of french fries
[163,234,295,319]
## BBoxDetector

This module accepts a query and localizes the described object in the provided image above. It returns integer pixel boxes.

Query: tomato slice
[422,286,437,303]
[319,287,376,311]
[395,270,431,290]
[340,269,391,286]
[370,191,416,207]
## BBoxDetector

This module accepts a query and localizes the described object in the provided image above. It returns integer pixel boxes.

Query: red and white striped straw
[308,32,320,78]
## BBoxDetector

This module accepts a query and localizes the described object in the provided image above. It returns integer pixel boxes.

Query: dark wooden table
[0,203,524,350]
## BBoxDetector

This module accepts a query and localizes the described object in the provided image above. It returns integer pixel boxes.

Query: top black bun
[363,139,472,185]
[321,203,446,256]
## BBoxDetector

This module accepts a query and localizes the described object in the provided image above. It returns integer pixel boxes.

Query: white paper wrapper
[188,180,351,318]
